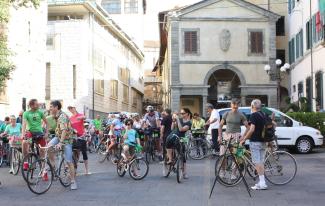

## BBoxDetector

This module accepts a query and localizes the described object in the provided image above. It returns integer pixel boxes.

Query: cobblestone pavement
[0,148,325,206]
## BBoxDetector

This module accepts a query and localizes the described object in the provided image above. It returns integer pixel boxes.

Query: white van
[218,107,324,154]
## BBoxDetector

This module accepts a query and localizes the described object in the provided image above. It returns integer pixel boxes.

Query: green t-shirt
[23,110,45,133]
[0,123,8,133]
[5,123,22,136]
[223,111,247,133]
[46,115,57,133]
[93,119,103,130]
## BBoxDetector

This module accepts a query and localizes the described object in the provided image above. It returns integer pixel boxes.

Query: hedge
[287,112,325,136]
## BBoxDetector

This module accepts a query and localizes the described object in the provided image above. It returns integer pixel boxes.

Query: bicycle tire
[162,162,172,178]
[188,146,205,160]
[129,158,149,180]
[58,158,72,187]
[21,153,38,182]
[26,159,53,195]
[176,157,184,184]
[215,154,246,187]
[264,151,297,185]
[116,159,126,177]
[11,148,21,175]
[0,146,4,167]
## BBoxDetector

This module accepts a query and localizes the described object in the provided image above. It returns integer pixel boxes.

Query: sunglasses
[126,123,132,126]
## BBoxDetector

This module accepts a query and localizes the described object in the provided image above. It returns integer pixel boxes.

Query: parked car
[218,107,324,154]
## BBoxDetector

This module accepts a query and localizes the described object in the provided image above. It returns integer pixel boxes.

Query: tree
[0,0,39,91]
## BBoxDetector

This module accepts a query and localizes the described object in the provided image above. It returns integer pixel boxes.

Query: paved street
[1,148,325,206]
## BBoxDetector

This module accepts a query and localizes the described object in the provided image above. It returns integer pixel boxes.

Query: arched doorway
[207,69,241,108]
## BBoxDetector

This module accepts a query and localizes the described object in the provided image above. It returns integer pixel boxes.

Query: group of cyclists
[0,97,284,192]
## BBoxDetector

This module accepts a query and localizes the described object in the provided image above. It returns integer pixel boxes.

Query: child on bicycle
[122,119,140,162]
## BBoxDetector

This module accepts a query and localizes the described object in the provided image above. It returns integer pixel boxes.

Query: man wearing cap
[67,105,90,175]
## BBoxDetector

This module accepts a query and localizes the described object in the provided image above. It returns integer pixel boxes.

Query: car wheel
[295,136,313,154]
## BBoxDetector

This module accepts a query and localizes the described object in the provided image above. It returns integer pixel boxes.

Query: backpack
[257,112,275,142]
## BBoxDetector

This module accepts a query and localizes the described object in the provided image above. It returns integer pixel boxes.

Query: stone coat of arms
[219,29,231,52]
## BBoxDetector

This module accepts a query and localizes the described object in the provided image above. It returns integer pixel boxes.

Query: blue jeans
[48,137,73,163]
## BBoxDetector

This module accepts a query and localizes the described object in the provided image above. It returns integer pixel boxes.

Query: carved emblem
[219,29,231,52]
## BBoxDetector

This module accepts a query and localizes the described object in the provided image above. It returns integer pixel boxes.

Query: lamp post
[264,59,290,109]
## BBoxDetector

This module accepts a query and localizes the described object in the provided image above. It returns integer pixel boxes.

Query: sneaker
[219,170,225,179]
[183,174,189,179]
[251,183,268,190]
[71,181,78,190]
[230,174,237,180]
[9,169,14,174]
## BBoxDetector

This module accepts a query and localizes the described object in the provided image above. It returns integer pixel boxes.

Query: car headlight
[316,131,321,135]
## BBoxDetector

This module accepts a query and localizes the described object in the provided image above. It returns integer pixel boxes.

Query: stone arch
[203,64,246,86]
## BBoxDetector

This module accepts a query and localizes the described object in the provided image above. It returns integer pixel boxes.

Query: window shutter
[288,0,291,14]
[184,31,198,54]
[250,32,263,54]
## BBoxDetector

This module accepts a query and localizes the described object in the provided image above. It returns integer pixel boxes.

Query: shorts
[250,141,266,164]
[219,133,241,156]
[73,138,88,161]
[123,144,135,156]
[48,137,73,163]
[26,131,46,147]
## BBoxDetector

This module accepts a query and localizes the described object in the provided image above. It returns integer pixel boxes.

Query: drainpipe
[310,0,314,111]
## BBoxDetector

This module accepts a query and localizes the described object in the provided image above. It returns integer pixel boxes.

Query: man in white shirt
[205,103,220,153]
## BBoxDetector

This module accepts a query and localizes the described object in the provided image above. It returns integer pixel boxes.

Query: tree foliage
[0,0,40,91]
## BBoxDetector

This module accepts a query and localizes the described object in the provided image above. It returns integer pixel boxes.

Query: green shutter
[320,0,325,13]
[300,30,303,56]
[288,0,292,14]
[312,15,316,44]
[296,34,299,58]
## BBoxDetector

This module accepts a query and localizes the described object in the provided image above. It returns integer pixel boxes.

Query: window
[124,0,138,14]
[73,65,76,99]
[288,0,295,14]
[289,38,295,64]
[295,30,303,59]
[123,84,129,103]
[132,89,139,107]
[118,68,130,85]
[306,77,312,111]
[183,30,199,54]
[315,72,324,110]
[102,0,121,14]
[306,20,311,50]
[110,80,118,99]
[293,85,296,93]
[276,16,285,36]
[46,35,54,49]
[248,30,264,55]
[298,81,304,97]
[94,74,104,95]
[45,63,51,100]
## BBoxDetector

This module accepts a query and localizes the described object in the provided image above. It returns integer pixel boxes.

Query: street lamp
[264,59,290,109]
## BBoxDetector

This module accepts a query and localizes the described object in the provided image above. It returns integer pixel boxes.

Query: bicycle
[162,134,188,183]
[26,144,74,195]
[0,136,10,167]
[10,140,23,175]
[144,128,161,164]
[188,130,216,160]
[116,145,149,180]
[21,135,42,182]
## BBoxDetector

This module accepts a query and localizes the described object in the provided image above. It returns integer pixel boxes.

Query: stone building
[46,0,144,117]
[288,0,325,111]
[154,0,282,115]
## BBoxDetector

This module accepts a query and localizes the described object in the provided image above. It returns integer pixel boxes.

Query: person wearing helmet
[142,105,161,159]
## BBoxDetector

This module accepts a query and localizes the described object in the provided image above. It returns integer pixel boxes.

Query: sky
[143,0,201,40]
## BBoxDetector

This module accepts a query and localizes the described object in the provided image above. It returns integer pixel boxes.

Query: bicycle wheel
[116,159,126,177]
[21,153,38,182]
[58,158,72,187]
[264,151,297,185]
[26,159,53,195]
[188,145,205,160]
[176,156,184,183]
[11,148,21,175]
[129,158,149,180]
[162,161,172,178]
[215,154,246,187]
[246,162,258,179]
[0,146,4,167]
